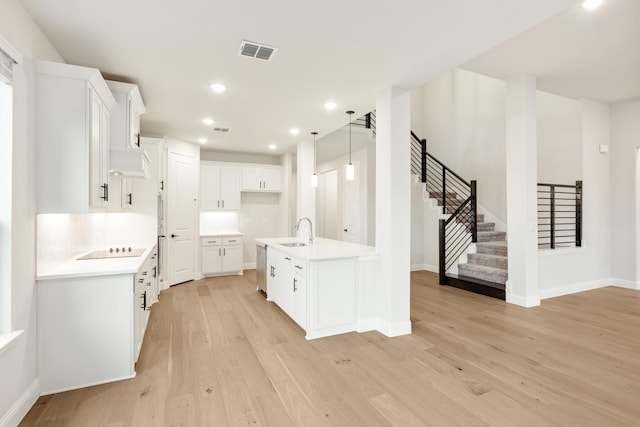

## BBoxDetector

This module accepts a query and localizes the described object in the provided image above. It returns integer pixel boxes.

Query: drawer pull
[295,265,303,270]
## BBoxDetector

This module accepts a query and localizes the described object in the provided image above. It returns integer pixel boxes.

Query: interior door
[167,151,197,285]
[317,169,338,239]
[342,161,361,243]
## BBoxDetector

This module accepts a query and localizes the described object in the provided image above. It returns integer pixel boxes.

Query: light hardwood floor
[21,271,640,426]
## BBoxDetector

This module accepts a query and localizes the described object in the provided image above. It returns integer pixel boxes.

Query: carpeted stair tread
[457,263,508,285]
[476,241,508,256]
[477,231,506,242]
[477,222,496,232]
[467,253,508,270]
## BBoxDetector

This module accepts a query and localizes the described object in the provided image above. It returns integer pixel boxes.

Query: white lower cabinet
[37,247,158,394]
[266,247,363,339]
[267,249,307,329]
[201,236,243,275]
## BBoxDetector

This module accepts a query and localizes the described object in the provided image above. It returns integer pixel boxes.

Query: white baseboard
[356,318,412,337]
[0,379,39,427]
[243,262,256,270]
[540,279,610,300]
[610,278,640,290]
[410,264,438,273]
[385,321,412,337]
[505,281,540,307]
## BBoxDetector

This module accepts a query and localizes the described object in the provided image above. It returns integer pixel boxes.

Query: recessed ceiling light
[198,137,207,144]
[290,128,300,135]
[581,0,603,10]
[324,101,337,110]
[268,144,277,150]
[202,117,214,125]
[210,83,226,93]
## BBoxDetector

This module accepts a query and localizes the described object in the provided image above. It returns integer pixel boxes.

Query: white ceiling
[462,0,640,104]
[22,0,578,155]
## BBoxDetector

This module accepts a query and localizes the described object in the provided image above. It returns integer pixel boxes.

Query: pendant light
[345,110,355,181]
[311,131,318,188]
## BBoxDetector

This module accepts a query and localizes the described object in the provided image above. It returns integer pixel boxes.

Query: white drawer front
[223,237,242,245]
[202,237,222,246]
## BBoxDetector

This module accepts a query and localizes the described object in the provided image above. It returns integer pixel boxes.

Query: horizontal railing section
[537,181,582,249]
[351,111,376,137]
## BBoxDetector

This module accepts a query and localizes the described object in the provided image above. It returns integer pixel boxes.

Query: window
[0,39,19,348]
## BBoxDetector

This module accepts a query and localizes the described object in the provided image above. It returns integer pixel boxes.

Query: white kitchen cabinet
[121,178,134,210]
[293,261,307,329]
[37,246,157,394]
[106,80,149,178]
[106,80,145,150]
[241,166,282,192]
[36,60,116,213]
[201,236,243,275]
[200,163,241,210]
[267,248,306,329]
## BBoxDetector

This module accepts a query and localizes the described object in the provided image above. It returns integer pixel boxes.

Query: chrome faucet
[295,217,314,245]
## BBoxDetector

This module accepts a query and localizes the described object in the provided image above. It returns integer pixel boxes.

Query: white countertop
[37,244,156,281]
[254,237,377,260]
[200,232,244,237]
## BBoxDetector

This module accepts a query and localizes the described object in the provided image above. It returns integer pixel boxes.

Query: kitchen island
[255,237,378,340]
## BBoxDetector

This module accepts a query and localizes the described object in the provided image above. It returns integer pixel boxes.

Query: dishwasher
[256,242,267,296]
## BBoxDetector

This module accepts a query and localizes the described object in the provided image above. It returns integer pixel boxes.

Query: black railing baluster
[550,185,556,249]
[441,166,447,213]
[421,139,427,184]
[470,180,477,243]
[439,219,446,285]
[576,180,582,247]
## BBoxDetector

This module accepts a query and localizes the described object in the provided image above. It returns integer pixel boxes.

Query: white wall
[200,150,280,165]
[609,99,640,287]
[240,192,282,268]
[537,91,582,184]
[538,100,612,298]
[315,144,375,246]
[0,1,63,425]
[419,68,508,222]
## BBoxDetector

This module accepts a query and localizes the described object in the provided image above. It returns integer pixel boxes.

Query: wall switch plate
[599,144,609,153]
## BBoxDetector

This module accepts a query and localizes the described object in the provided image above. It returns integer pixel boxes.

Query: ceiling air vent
[213,127,230,133]
[239,40,277,61]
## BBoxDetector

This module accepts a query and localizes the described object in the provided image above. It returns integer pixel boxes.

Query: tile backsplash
[37,212,156,275]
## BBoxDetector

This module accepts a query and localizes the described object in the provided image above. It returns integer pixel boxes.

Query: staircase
[421,155,507,300]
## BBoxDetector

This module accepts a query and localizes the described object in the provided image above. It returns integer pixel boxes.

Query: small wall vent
[239,40,277,61]
[213,127,231,133]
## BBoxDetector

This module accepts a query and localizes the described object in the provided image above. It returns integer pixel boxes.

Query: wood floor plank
[20,271,640,426]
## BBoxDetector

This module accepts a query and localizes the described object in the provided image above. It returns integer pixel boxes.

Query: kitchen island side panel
[38,274,134,395]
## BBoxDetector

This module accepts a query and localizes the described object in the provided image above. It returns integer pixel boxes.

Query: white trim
[610,278,640,290]
[41,374,134,396]
[410,264,438,273]
[243,262,256,270]
[0,379,39,427]
[505,281,540,307]
[538,246,585,257]
[0,35,23,64]
[384,321,412,337]
[0,330,23,356]
[540,279,609,299]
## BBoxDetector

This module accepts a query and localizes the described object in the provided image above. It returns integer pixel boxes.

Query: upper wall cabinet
[36,60,117,213]
[241,166,282,192]
[106,80,149,178]
[201,163,241,210]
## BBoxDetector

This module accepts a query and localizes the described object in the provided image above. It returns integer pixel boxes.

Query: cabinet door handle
[295,265,302,270]
[100,183,109,201]
[141,291,147,310]
[217,200,220,208]
[222,200,225,208]
[127,193,133,205]
[285,257,291,261]
[136,133,141,147]
[223,248,226,256]
[293,277,297,292]
[160,180,164,191]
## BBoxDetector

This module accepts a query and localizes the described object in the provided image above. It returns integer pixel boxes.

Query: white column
[375,87,412,336]
[505,75,540,307]
[296,140,316,240]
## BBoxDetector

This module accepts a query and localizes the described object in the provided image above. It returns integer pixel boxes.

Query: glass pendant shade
[345,163,355,181]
